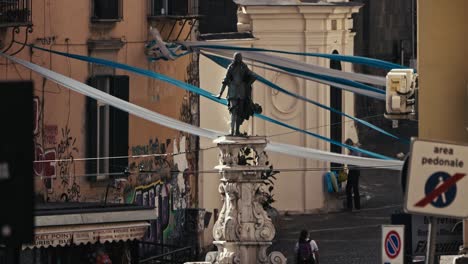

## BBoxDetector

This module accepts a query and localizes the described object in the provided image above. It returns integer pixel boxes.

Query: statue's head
[234,52,243,63]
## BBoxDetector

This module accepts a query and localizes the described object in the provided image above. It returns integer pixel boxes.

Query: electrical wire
[32,114,403,164]
[32,113,388,164]
[34,164,402,180]
[12,61,24,80]
[33,146,218,164]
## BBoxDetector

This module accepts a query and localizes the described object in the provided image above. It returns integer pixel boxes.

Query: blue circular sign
[425,171,456,208]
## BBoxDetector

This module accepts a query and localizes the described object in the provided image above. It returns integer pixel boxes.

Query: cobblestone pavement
[270,168,404,264]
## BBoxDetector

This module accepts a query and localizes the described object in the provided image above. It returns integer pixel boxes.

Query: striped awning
[23,221,149,249]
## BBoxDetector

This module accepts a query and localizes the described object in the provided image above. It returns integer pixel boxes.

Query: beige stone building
[418,0,468,256]
[199,0,361,247]
[418,0,468,143]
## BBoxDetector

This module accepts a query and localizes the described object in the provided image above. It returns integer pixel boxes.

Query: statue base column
[204,136,286,264]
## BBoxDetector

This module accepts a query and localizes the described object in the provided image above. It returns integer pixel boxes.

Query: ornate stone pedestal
[205,136,286,264]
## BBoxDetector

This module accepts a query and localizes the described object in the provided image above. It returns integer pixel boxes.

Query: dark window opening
[330,50,343,172]
[198,0,237,34]
[86,75,129,181]
[148,0,195,16]
[92,0,122,21]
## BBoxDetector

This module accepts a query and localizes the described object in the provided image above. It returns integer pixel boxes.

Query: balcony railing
[147,0,201,42]
[0,0,32,27]
[138,241,197,264]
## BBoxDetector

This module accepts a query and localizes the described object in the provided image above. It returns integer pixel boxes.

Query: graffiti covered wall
[121,52,202,246]
[33,93,82,202]
[122,134,198,244]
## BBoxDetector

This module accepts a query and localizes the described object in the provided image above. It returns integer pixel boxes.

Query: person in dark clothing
[294,229,319,264]
[345,138,361,211]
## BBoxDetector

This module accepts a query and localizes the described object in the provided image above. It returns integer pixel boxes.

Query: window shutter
[86,77,98,182]
[109,76,129,177]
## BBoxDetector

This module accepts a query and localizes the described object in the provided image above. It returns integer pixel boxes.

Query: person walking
[294,229,319,264]
[345,138,362,211]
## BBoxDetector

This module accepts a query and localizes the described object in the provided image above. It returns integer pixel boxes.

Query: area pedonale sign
[405,139,468,218]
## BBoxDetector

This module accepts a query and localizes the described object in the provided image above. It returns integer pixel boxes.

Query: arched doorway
[330,50,342,171]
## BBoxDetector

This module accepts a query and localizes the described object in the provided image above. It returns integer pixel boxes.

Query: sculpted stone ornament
[202,136,286,264]
[216,53,262,136]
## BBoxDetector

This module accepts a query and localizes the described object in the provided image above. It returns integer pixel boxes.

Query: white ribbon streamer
[266,142,403,170]
[1,53,220,139]
[184,41,387,86]
[200,51,386,100]
[1,53,402,171]
[146,27,185,61]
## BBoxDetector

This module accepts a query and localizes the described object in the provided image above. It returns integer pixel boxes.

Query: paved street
[271,168,404,263]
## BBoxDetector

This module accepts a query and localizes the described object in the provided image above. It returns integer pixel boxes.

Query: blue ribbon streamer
[199,48,385,95]
[203,53,407,143]
[27,44,394,160]
[262,61,385,95]
[256,114,392,160]
[189,44,408,71]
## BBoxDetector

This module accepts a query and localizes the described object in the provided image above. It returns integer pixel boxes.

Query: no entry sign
[381,225,405,264]
[405,139,468,218]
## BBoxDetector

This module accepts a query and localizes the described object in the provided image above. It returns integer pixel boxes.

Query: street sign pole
[426,217,438,264]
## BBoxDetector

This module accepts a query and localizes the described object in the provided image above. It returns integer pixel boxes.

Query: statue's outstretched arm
[216,68,232,98]
[216,83,227,99]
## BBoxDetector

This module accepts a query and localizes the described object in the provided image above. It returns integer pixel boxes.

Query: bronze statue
[216,53,262,136]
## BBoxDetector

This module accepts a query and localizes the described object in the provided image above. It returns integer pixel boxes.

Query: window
[0,0,32,26]
[92,0,122,21]
[86,75,129,181]
[331,20,338,30]
[169,0,188,15]
[149,0,167,16]
[198,0,237,34]
[148,0,192,16]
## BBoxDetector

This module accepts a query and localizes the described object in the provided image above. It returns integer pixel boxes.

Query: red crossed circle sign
[385,230,401,259]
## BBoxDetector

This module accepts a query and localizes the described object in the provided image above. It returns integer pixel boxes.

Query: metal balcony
[147,0,201,42]
[0,0,32,28]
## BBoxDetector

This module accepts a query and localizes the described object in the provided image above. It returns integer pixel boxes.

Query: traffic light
[384,69,418,120]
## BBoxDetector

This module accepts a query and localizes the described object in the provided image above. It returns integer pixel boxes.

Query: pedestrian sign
[405,139,468,218]
[381,225,404,264]
[415,172,462,208]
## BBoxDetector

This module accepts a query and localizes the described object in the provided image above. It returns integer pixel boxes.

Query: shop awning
[35,204,157,227]
[23,221,149,249]
[22,203,157,249]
